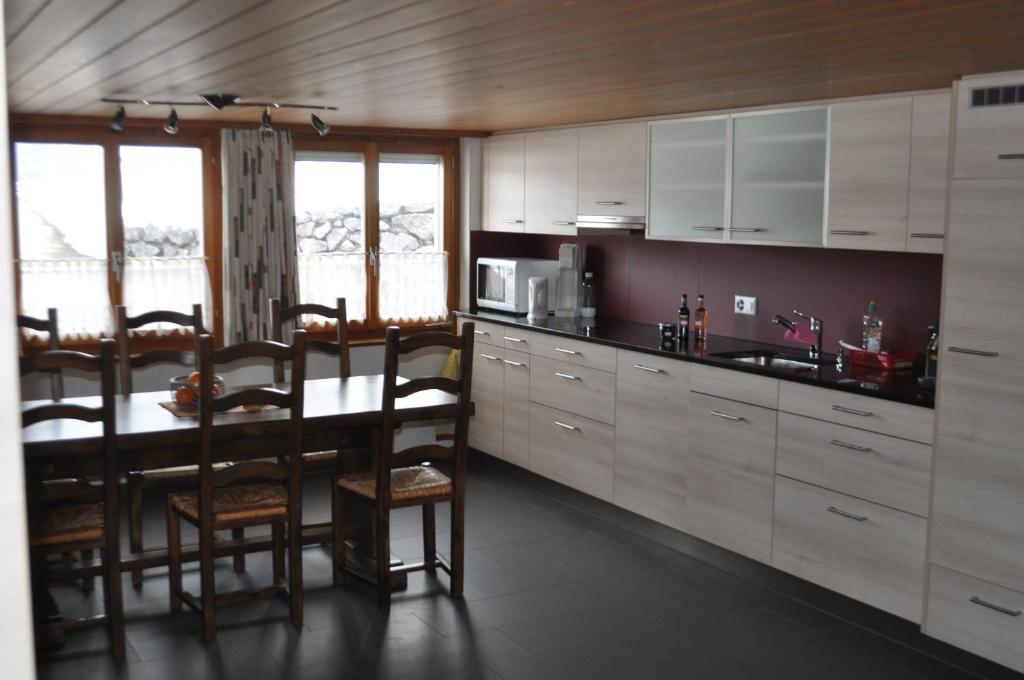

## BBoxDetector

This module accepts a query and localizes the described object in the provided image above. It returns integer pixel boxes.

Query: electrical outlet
[734,295,757,316]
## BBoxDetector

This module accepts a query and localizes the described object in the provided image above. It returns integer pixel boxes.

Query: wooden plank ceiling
[5,0,1024,132]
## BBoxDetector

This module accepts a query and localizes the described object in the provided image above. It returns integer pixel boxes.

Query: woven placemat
[159,401,279,419]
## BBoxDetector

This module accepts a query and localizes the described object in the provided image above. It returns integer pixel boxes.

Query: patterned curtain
[221,129,298,342]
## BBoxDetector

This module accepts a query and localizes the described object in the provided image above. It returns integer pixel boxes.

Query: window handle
[112,250,123,284]
[369,246,379,277]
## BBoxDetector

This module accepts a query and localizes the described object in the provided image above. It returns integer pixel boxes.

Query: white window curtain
[19,258,112,339]
[122,256,213,333]
[297,252,366,323]
[379,251,448,323]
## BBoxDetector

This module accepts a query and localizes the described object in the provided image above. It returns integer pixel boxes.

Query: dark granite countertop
[455,310,934,409]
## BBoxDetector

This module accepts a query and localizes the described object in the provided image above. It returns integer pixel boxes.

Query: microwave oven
[476,257,559,315]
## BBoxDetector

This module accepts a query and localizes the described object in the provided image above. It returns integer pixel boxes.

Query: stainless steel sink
[710,350,821,371]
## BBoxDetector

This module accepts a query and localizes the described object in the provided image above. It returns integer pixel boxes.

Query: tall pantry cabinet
[924,71,1024,674]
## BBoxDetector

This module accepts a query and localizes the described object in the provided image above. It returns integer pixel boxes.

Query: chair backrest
[194,331,307,520]
[116,304,204,395]
[269,297,349,382]
[17,307,63,399]
[375,323,475,502]
[20,340,118,538]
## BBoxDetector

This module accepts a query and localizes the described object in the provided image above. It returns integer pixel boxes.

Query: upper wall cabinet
[525,129,578,236]
[731,107,827,245]
[953,71,1024,179]
[827,97,913,251]
[908,93,952,253]
[578,122,647,217]
[647,116,728,241]
[483,134,525,232]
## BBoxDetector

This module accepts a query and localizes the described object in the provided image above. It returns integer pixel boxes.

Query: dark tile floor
[36,461,1018,680]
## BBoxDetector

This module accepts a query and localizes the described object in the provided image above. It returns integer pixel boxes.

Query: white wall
[0,0,42,674]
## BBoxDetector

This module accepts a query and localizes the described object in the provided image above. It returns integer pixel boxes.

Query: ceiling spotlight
[260,106,273,135]
[108,106,125,133]
[163,108,179,135]
[311,113,330,138]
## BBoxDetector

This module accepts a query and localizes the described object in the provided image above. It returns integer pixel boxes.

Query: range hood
[574,214,646,235]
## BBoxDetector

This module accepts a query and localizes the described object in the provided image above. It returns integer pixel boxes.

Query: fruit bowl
[170,373,225,411]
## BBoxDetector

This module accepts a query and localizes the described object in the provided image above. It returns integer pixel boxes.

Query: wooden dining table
[21,375,464,589]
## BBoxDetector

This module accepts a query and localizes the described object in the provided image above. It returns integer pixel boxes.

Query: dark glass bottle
[694,294,708,343]
[677,294,690,346]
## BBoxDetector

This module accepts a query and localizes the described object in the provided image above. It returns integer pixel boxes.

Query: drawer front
[502,349,530,469]
[778,381,934,444]
[776,412,932,516]
[772,476,927,621]
[530,355,615,425]
[614,349,690,532]
[528,332,617,373]
[528,403,614,501]
[925,564,1024,673]
[687,392,777,563]
[499,328,534,351]
[457,318,507,349]
[468,346,505,456]
[954,73,1024,179]
[690,363,779,409]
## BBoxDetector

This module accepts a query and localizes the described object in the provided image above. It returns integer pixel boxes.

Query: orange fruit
[175,386,196,406]
[187,371,202,385]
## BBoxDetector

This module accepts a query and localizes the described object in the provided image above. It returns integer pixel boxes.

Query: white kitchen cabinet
[827,97,912,251]
[524,129,578,235]
[468,344,505,457]
[953,71,1024,179]
[647,116,728,242]
[730,107,828,245]
[613,350,689,532]
[577,122,647,217]
[483,133,524,232]
[907,92,952,253]
[529,402,615,502]
[502,349,530,469]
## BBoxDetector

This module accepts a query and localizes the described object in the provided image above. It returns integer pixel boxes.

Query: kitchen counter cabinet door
[613,350,690,532]
[502,349,531,469]
[468,346,504,457]
[647,116,728,242]
[953,71,1024,179]
[686,392,777,563]
[525,129,578,235]
[483,134,525,232]
[578,122,647,217]
[827,97,912,252]
[907,92,952,253]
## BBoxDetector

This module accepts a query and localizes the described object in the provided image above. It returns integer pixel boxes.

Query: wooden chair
[331,323,474,609]
[17,307,63,399]
[116,304,238,588]
[21,340,125,658]
[166,331,307,641]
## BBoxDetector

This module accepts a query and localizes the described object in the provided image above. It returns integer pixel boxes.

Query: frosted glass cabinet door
[731,108,828,244]
[647,116,728,241]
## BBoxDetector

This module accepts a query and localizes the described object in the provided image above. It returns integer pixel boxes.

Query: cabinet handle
[479,353,501,361]
[691,226,724,232]
[502,359,525,367]
[709,410,744,422]
[473,330,489,336]
[997,153,1024,160]
[554,372,580,381]
[829,439,873,453]
[552,221,576,226]
[969,596,1022,617]
[553,420,580,431]
[503,336,526,343]
[554,347,580,355]
[595,201,624,206]
[827,506,868,522]
[830,230,869,236]
[728,228,764,233]
[831,404,873,417]
[909,233,944,239]
[632,364,664,373]
[503,219,524,224]
[947,346,999,358]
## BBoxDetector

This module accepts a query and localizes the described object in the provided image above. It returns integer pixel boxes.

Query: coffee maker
[555,243,580,318]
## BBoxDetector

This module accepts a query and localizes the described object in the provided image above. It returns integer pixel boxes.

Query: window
[12,133,217,342]
[294,140,457,336]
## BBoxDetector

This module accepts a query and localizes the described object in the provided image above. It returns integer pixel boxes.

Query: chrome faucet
[772,310,823,361]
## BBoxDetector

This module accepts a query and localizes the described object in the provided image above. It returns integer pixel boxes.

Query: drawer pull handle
[997,153,1024,161]
[709,410,744,422]
[728,227,764,233]
[552,220,576,226]
[829,439,873,453]
[479,353,501,361]
[827,506,868,522]
[473,330,489,336]
[830,230,869,236]
[554,372,580,381]
[947,346,999,358]
[502,360,525,367]
[909,233,944,239]
[553,420,580,431]
[504,336,526,343]
[554,347,580,355]
[691,226,724,232]
[504,219,524,224]
[969,596,1022,617]
[596,201,624,206]
[831,405,873,417]
[633,364,664,373]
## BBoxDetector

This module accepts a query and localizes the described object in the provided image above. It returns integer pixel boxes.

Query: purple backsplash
[469,231,943,355]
